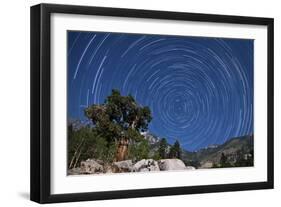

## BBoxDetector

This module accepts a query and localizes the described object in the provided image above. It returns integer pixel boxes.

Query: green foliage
[220,152,227,166]
[84,89,152,143]
[68,126,92,166]
[158,138,168,159]
[67,126,116,168]
[212,163,219,168]
[219,153,233,168]
[184,159,200,169]
[104,142,117,163]
[212,150,253,169]
[169,140,181,159]
[68,89,153,166]
[128,139,150,161]
[234,149,254,167]
[152,153,162,161]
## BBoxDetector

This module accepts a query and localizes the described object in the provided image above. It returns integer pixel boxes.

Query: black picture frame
[30,3,274,204]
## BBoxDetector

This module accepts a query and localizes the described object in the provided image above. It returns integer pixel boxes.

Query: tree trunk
[73,144,84,169]
[115,137,129,161]
[69,138,84,169]
[114,116,139,161]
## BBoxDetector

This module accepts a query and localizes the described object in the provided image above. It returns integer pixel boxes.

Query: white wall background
[0,0,279,206]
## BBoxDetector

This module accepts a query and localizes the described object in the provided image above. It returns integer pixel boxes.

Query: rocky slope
[142,132,253,169]
[197,135,253,168]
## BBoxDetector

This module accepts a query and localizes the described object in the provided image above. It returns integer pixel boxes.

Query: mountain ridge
[142,132,253,169]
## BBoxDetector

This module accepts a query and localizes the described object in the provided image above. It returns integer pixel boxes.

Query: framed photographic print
[30,3,274,203]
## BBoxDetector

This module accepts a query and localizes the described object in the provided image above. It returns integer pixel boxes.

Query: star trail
[67,31,253,151]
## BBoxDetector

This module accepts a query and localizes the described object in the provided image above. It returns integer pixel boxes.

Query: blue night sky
[67,31,253,151]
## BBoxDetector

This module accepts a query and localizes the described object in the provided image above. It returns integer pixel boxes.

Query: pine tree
[158,138,168,159]
[169,140,181,159]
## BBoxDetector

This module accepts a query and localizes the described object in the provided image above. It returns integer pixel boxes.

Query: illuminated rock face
[158,159,187,171]
[133,159,160,172]
[112,160,134,173]
[80,159,103,174]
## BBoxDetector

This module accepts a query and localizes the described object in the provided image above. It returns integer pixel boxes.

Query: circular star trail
[68,31,253,151]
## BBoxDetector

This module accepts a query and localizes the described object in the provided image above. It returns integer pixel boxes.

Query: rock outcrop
[80,159,103,174]
[67,158,195,175]
[112,160,134,173]
[133,159,160,172]
[68,167,82,175]
[158,159,187,171]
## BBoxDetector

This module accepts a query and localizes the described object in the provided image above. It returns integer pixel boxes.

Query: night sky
[67,31,253,151]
